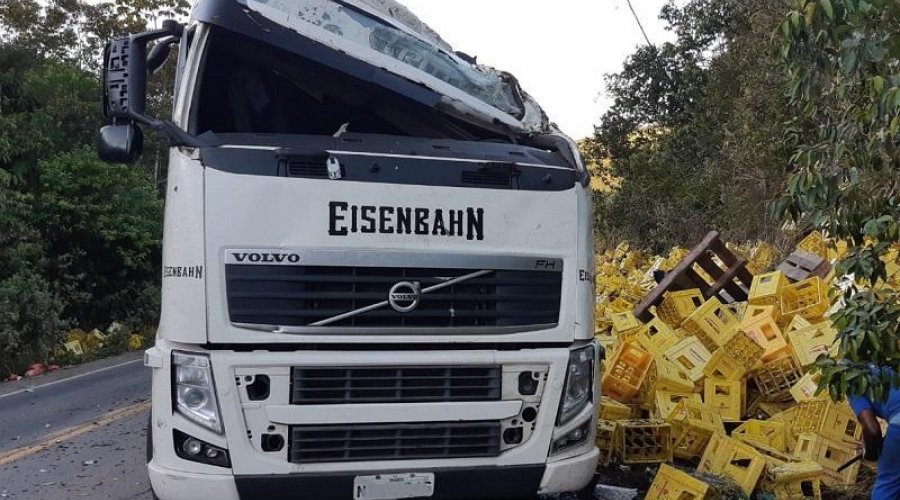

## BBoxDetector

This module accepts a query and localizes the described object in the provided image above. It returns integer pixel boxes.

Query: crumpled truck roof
[237,0,557,138]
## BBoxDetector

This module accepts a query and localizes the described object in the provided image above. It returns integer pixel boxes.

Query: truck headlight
[557,345,595,425]
[173,351,222,434]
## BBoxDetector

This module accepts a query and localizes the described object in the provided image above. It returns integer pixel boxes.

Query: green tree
[0,0,181,370]
[0,50,99,185]
[594,0,795,252]
[0,186,65,375]
[36,148,164,327]
[778,0,900,401]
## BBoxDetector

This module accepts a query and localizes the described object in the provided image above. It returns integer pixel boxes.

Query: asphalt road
[0,352,153,499]
[0,352,611,500]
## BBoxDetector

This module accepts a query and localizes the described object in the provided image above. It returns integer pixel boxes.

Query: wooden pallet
[634,231,754,322]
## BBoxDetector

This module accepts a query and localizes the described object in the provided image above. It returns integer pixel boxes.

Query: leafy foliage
[778,0,900,402]
[593,0,796,253]
[35,149,163,327]
[0,0,180,373]
[0,187,66,375]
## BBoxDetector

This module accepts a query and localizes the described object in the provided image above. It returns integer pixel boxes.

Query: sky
[399,0,674,139]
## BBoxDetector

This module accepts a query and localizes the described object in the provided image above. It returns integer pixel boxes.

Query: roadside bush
[35,148,164,327]
[0,187,66,375]
[0,270,66,375]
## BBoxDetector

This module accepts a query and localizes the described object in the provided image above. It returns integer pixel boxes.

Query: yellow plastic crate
[664,337,712,383]
[704,378,745,421]
[698,433,767,496]
[793,433,859,486]
[748,242,777,275]
[638,360,690,406]
[598,397,630,422]
[607,296,634,313]
[619,283,647,305]
[634,317,681,357]
[744,303,782,323]
[653,391,702,420]
[749,270,789,307]
[751,355,804,403]
[650,358,696,394]
[647,464,715,500]
[828,239,849,261]
[759,402,795,419]
[703,349,749,382]
[667,400,724,460]
[781,277,830,321]
[723,329,766,366]
[798,231,828,259]
[595,334,620,361]
[787,321,837,368]
[769,406,800,450]
[615,419,673,464]
[657,288,704,326]
[722,301,747,321]
[682,297,740,352]
[732,419,787,451]
[740,311,789,362]
[793,399,861,445]
[785,315,812,334]
[702,331,763,381]
[610,311,642,335]
[602,341,653,403]
[596,419,617,466]
[620,250,644,271]
[763,460,824,500]
[662,246,689,270]
[599,396,633,421]
[789,371,823,403]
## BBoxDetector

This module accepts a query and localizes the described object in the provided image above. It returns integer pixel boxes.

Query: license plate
[353,472,435,500]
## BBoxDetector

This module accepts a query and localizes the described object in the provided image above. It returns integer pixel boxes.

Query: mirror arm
[121,21,208,148]
[150,120,207,148]
[147,36,178,76]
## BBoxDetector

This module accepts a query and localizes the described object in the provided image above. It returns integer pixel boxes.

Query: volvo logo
[388,281,421,313]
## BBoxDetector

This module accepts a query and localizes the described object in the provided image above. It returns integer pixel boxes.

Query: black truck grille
[291,366,502,404]
[289,422,501,463]
[226,265,561,328]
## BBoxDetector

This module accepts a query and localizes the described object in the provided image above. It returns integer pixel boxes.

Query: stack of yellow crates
[593,231,865,498]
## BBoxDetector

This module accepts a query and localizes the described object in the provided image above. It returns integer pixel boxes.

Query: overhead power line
[625,0,653,46]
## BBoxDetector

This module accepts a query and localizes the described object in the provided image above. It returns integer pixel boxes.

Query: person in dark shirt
[850,388,900,499]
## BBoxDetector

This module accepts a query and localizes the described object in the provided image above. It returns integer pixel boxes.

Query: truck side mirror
[102,20,183,122]
[99,124,144,164]
[98,20,202,161]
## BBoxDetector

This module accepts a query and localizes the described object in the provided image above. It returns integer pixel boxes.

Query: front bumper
[149,447,598,500]
[147,341,599,499]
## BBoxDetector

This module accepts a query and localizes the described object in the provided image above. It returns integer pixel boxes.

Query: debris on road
[593,230,886,498]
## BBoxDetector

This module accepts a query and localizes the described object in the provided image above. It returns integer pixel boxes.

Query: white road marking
[0,357,144,401]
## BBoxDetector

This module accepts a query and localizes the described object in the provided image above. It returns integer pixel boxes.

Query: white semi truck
[98,1,599,498]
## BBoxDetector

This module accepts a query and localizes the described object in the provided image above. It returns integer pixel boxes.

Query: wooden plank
[633,232,719,321]
[709,238,737,267]
[683,267,710,293]
[696,253,725,282]
[633,231,756,321]
[708,259,750,301]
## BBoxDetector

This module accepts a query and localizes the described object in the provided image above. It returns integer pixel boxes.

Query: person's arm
[858,408,883,461]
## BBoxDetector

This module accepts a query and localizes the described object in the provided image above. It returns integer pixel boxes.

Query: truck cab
[99,1,599,499]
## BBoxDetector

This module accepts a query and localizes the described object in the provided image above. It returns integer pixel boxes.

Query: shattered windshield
[243,0,524,118]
